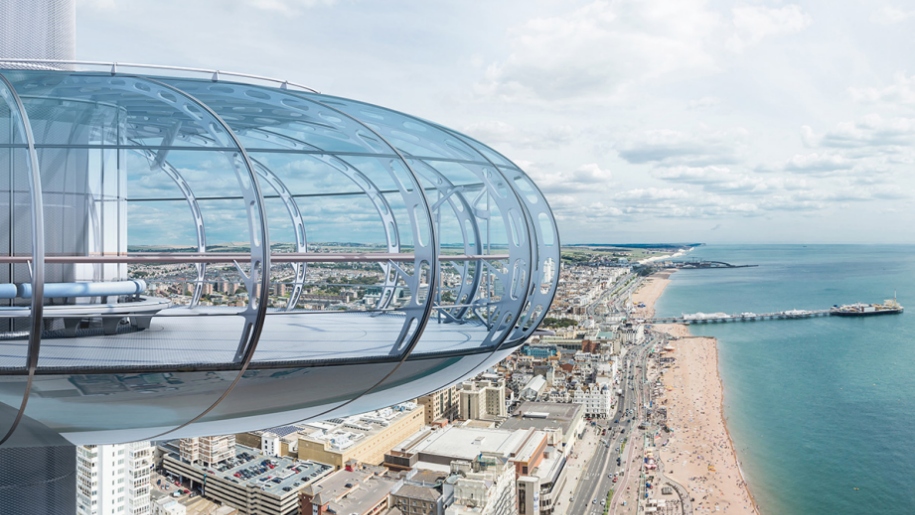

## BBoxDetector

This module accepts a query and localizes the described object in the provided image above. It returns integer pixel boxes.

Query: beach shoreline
[632,270,760,514]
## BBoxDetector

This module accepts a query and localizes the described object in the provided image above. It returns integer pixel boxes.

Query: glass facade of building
[0,63,559,446]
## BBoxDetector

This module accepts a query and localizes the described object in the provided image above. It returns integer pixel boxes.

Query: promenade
[552,419,606,515]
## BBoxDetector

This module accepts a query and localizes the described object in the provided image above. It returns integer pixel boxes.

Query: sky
[75,0,915,244]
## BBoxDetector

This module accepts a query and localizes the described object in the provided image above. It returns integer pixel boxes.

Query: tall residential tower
[76,442,153,515]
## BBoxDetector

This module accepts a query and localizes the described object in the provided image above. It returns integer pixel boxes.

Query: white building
[76,441,153,515]
[619,323,645,344]
[153,497,186,515]
[517,476,540,515]
[520,375,547,401]
[261,431,281,457]
[572,384,614,419]
[460,378,507,420]
[596,359,618,382]
[446,455,517,515]
[179,435,235,466]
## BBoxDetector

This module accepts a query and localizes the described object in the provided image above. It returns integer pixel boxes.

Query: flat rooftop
[310,466,398,514]
[499,401,583,434]
[300,402,419,452]
[514,430,548,462]
[163,443,332,496]
[398,425,528,462]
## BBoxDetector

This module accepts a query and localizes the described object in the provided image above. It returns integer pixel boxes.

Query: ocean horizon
[654,244,915,514]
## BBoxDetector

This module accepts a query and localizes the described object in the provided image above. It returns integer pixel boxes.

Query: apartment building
[76,441,153,515]
[459,378,507,421]
[417,384,461,424]
[180,435,235,466]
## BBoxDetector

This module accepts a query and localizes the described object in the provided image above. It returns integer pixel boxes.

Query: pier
[673,260,758,269]
[649,309,832,324]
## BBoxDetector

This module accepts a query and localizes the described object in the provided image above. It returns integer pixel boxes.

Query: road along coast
[632,271,759,514]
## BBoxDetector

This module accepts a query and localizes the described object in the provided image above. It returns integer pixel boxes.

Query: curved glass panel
[155,361,401,438]
[455,138,561,347]
[1,72,265,374]
[317,348,516,426]
[300,95,534,357]
[312,354,485,421]
[0,66,559,446]
[21,371,249,442]
[151,78,436,366]
[0,76,36,439]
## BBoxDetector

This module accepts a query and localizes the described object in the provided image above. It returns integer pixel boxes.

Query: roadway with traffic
[565,270,655,515]
[565,270,691,515]
[566,335,658,515]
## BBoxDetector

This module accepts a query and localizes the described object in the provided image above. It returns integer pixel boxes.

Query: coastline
[632,270,759,514]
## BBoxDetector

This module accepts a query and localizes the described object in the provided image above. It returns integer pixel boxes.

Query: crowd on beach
[630,274,759,514]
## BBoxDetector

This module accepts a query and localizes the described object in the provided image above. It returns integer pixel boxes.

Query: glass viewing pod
[0,61,559,446]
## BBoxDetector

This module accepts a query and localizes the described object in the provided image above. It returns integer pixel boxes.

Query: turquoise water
[654,245,915,515]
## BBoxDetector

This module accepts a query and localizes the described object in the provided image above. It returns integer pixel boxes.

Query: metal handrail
[0,58,319,93]
[0,252,509,264]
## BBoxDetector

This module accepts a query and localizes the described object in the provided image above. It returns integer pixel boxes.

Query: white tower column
[0,0,75,64]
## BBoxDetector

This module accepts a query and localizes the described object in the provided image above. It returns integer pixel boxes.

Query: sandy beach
[633,271,759,514]
[630,270,673,319]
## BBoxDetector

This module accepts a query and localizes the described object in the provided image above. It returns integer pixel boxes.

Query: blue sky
[77,0,915,244]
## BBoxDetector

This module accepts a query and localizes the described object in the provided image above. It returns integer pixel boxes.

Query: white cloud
[72,1,915,242]
[850,73,915,106]
[655,165,811,196]
[727,4,812,52]
[80,0,118,9]
[782,152,853,173]
[246,0,335,14]
[870,6,915,24]
[821,115,915,148]
[614,187,690,201]
[604,189,767,219]
[616,128,746,166]
[474,0,720,104]
[801,125,817,147]
[687,96,720,110]
[462,120,574,149]
[525,162,613,195]
[655,165,734,184]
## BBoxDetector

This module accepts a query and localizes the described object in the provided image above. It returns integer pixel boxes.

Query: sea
[653,244,915,515]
